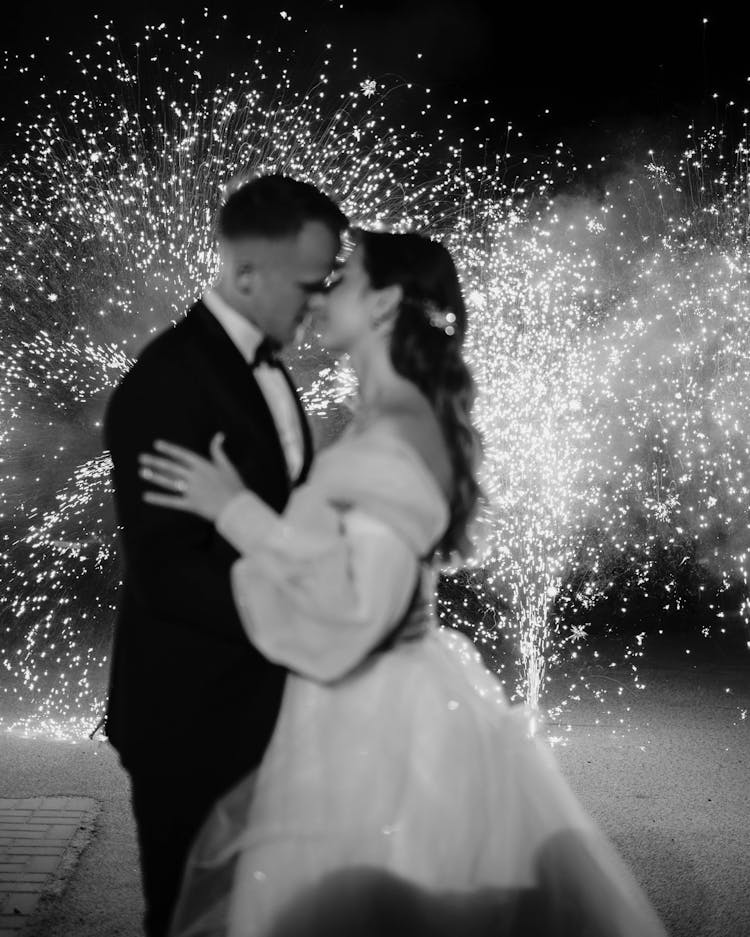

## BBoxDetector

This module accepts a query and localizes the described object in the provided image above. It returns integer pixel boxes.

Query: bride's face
[311,243,397,355]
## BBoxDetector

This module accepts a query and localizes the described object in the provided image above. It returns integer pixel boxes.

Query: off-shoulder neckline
[333,423,451,511]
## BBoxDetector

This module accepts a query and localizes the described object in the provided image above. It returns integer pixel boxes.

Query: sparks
[1,16,749,742]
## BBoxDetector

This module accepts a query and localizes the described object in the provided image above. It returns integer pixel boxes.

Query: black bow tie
[252,336,282,368]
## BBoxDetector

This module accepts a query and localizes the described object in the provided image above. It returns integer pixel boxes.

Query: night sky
[2,1,749,171]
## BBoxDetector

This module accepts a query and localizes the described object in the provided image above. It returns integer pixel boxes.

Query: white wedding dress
[168,424,667,937]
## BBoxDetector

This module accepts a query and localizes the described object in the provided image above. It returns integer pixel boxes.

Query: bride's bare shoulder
[373,399,452,498]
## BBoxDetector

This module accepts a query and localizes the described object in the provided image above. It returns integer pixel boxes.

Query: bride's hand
[139,433,246,521]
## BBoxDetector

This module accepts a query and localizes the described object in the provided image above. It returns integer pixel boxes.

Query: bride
[139,229,667,937]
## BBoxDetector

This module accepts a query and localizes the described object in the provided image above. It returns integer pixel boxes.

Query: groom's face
[222,220,340,346]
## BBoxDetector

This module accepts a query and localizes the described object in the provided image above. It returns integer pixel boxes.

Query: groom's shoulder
[104,302,209,440]
[106,304,206,419]
[139,302,202,361]
[122,302,204,381]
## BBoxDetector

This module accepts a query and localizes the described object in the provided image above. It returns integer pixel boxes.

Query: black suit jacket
[103,300,313,776]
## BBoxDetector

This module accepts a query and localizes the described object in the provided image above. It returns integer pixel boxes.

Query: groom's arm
[105,355,249,641]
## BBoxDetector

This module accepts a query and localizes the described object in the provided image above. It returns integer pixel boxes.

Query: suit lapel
[186,300,290,484]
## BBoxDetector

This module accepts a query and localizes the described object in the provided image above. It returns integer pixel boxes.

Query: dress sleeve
[215,489,419,682]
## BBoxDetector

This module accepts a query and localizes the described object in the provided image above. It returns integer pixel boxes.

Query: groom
[104,174,348,937]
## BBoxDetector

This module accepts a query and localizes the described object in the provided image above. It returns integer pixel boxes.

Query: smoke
[513,144,750,624]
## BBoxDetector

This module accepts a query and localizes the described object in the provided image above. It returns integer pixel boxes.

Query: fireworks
[1,15,749,740]
[446,163,750,719]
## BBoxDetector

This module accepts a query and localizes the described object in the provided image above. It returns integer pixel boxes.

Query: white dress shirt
[202,288,305,483]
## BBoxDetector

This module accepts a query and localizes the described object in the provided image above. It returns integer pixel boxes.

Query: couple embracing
[104,175,667,937]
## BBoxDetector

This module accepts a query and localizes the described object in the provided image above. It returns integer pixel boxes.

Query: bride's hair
[353,228,483,560]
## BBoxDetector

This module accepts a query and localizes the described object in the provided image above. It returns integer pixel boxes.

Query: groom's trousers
[128,762,234,937]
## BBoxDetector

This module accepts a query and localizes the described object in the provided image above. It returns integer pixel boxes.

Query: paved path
[0,648,747,936]
[0,798,99,936]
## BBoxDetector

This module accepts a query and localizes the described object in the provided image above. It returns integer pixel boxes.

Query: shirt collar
[202,287,264,364]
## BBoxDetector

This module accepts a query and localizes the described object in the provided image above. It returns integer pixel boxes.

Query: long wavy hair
[354,228,483,560]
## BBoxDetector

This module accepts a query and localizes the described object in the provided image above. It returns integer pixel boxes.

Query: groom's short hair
[217,174,348,242]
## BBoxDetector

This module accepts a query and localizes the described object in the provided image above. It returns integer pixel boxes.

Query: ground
[1,640,748,937]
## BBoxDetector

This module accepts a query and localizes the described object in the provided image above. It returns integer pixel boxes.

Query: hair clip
[425,302,457,337]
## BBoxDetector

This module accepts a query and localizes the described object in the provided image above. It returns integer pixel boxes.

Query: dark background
[2,1,749,168]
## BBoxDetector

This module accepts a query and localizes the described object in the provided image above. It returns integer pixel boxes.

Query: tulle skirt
[168,628,667,937]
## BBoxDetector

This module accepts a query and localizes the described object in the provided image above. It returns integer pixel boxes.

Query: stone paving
[0,798,99,936]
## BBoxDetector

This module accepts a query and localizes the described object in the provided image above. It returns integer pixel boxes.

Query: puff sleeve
[216,489,420,682]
